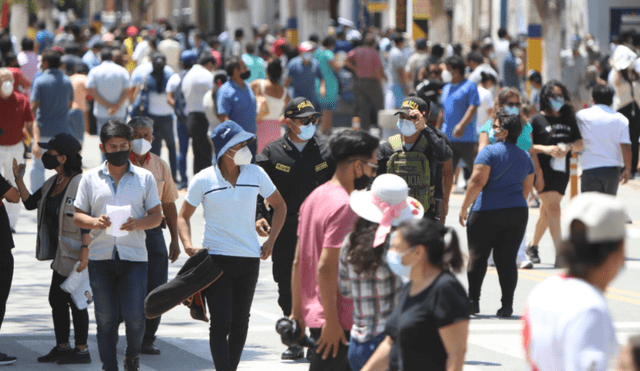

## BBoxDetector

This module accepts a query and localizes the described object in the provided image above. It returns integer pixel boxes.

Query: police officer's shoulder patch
[315,162,328,172]
[276,163,291,172]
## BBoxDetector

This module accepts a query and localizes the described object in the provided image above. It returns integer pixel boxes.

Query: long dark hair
[539,80,574,118]
[63,153,83,177]
[346,217,388,275]
[397,218,464,273]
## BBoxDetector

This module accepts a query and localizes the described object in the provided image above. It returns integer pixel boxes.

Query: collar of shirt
[229,80,248,90]
[129,151,151,165]
[99,160,135,178]
[284,135,314,152]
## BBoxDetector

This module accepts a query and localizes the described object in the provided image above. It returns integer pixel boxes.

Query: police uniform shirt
[256,134,334,222]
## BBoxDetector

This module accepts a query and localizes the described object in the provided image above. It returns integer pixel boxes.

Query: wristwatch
[81,245,89,249]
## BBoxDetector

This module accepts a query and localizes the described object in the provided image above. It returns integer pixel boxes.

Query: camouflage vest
[386,134,434,210]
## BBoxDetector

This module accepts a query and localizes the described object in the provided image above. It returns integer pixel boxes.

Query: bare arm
[260,190,287,260]
[478,132,491,152]
[290,239,304,327]
[166,91,175,108]
[439,320,469,371]
[452,105,478,138]
[283,77,292,88]
[316,247,348,359]
[177,201,201,256]
[459,164,490,226]
[571,138,584,153]
[441,160,454,223]
[435,110,444,130]
[218,114,229,122]
[162,202,180,262]
[361,336,393,371]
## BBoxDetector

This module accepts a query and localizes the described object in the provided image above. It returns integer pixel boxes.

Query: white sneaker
[518,260,534,269]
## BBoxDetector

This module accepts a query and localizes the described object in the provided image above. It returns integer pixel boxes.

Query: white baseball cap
[561,192,628,243]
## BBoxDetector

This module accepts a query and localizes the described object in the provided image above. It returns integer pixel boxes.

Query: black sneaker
[0,352,17,365]
[56,348,91,364]
[38,346,73,363]
[526,245,541,264]
[469,300,480,315]
[124,356,140,371]
[281,346,304,360]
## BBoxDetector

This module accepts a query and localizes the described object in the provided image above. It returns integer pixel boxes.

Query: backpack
[174,70,188,122]
[386,134,434,210]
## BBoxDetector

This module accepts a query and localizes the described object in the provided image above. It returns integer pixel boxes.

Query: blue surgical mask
[488,128,497,144]
[504,106,520,116]
[386,249,412,279]
[295,122,316,141]
[550,97,565,112]
[397,118,417,137]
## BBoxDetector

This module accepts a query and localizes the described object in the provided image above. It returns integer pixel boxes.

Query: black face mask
[104,150,130,167]
[240,71,251,80]
[354,174,372,191]
[42,152,60,170]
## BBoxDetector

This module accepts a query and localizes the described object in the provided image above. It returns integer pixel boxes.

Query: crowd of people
[0,13,639,371]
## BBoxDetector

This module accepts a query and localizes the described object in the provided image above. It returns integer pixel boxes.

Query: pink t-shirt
[297,183,356,330]
[347,46,383,79]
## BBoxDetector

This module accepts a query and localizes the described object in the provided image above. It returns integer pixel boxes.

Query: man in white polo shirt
[181,53,215,175]
[73,120,162,371]
[576,83,631,195]
[178,120,286,371]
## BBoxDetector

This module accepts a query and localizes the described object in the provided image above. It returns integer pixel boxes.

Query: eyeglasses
[299,116,318,126]
[505,102,521,107]
[358,159,379,170]
[491,124,503,131]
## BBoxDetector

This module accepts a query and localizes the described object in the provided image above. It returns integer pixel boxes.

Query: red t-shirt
[0,92,34,145]
[297,182,356,330]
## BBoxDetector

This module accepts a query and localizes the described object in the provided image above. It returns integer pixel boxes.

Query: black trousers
[271,220,298,316]
[308,328,351,371]
[50,270,89,346]
[0,249,13,330]
[187,112,212,176]
[202,255,260,371]
[619,102,640,175]
[466,207,528,307]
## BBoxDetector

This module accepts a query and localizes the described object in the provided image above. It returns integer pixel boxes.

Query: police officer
[378,96,452,219]
[255,97,333,360]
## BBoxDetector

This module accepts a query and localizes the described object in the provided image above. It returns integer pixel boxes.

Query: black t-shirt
[531,113,582,174]
[385,271,469,371]
[0,174,14,250]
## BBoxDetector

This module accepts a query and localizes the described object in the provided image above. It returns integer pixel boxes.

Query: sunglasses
[505,102,521,107]
[298,116,318,126]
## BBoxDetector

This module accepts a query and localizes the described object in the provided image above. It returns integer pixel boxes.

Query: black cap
[284,97,320,118]
[394,96,429,117]
[39,133,81,158]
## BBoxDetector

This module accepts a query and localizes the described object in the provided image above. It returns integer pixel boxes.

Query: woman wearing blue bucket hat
[177,120,287,371]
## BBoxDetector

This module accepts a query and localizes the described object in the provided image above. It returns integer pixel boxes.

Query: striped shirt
[339,235,401,343]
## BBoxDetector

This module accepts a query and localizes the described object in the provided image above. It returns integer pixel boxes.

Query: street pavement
[2,132,640,370]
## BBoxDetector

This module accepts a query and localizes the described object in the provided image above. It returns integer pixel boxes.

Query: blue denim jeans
[149,114,177,181]
[89,257,147,371]
[143,227,168,343]
[348,332,386,371]
[176,116,189,183]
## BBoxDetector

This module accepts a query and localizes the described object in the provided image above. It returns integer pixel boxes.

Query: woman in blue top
[459,114,535,317]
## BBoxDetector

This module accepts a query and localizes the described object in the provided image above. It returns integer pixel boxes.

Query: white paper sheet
[106,204,132,237]
[550,157,566,173]
[60,262,93,310]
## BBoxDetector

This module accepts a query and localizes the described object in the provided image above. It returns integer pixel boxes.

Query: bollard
[569,152,579,199]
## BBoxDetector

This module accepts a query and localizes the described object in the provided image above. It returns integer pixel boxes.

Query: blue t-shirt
[284,56,324,108]
[471,142,534,212]
[441,79,480,143]
[334,39,353,54]
[480,119,533,151]
[502,52,520,89]
[216,80,258,134]
[30,69,74,138]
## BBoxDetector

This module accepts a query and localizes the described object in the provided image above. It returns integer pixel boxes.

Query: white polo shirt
[185,164,276,258]
[576,104,631,170]
[181,64,213,114]
[523,275,617,371]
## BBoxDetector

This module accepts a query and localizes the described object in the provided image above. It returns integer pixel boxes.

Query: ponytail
[398,219,465,273]
[441,227,464,273]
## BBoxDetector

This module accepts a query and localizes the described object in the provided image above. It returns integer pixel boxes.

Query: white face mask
[441,69,452,83]
[131,138,152,156]
[228,146,252,165]
[1,80,13,96]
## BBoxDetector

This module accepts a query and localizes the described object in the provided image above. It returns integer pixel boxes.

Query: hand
[459,208,468,227]
[260,239,274,260]
[77,248,89,272]
[545,145,568,159]
[168,240,181,262]
[184,245,203,257]
[621,169,631,185]
[120,217,139,231]
[32,143,42,159]
[453,124,465,138]
[255,218,271,237]
[319,84,327,99]
[440,201,449,224]
[534,174,545,193]
[408,109,426,128]
[289,313,306,339]
[12,159,25,180]
[107,104,119,116]
[316,320,348,360]
[94,214,111,229]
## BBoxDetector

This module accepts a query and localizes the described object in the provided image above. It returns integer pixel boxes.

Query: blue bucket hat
[211,121,256,163]
[180,50,198,64]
